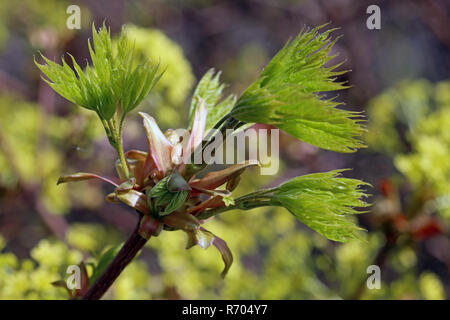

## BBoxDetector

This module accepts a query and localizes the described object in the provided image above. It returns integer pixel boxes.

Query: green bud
[147,172,191,219]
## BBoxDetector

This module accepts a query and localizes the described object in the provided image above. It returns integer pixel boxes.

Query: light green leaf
[35,23,162,122]
[120,60,163,114]
[273,169,370,242]
[230,24,366,153]
[188,69,236,132]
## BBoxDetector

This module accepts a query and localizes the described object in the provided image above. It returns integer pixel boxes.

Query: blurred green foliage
[0,0,90,50]
[0,94,106,214]
[395,104,450,218]
[0,94,70,214]
[1,204,445,299]
[0,0,447,299]
[367,79,450,219]
[0,235,81,299]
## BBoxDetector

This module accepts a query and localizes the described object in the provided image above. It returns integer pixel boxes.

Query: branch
[197,199,275,220]
[83,217,149,300]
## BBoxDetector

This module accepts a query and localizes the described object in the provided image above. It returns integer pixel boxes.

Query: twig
[83,217,149,300]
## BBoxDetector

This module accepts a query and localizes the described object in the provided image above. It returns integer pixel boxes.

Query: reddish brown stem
[83,218,148,300]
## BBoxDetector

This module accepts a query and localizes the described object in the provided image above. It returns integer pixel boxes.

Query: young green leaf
[120,60,163,114]
[188,69,236,132]
[35,24,119,120]
[147,174,190,218]
[273,169,370,242]
[35,23,163,122]
[162,190,189,215]
[229,24,366,153]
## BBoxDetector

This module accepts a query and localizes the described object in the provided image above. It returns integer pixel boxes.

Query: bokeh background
[0,0,449,299]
